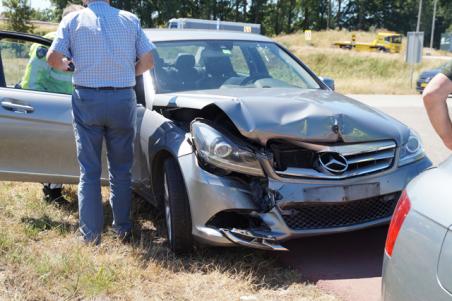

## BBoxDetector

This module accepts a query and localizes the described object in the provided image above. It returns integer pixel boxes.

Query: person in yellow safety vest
[21,31,74,94]
[20,4,84,204]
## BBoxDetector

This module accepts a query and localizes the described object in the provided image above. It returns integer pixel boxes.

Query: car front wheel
[163,157,193,254]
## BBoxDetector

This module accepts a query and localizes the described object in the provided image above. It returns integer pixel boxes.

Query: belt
[74,85,133,90]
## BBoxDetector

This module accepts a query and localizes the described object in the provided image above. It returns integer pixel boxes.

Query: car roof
[144,29,274,43]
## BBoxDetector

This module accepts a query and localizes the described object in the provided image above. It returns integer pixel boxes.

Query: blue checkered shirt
[50,1,154,88]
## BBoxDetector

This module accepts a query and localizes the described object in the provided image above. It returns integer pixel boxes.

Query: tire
[163,157,193,254]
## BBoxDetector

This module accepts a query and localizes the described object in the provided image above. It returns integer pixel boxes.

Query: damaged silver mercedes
[0,30,432,253]
[138,29,431,253]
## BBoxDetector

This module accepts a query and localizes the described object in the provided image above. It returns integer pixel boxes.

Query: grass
[0,20,58,35]
[0,181,336,300]
[274,29,451,94]
[3,56,29,86]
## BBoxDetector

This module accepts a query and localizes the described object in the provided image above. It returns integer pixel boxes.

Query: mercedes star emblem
[318,152,349,174]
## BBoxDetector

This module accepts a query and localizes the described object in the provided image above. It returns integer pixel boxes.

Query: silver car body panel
[153,88,410,145]
[177,149,431,246]
[382,211,450,301]
[0,87,83,183]
[0,84,147,184]
[382,156,452,301]
[438,226,452,295]
[144,28,273,43]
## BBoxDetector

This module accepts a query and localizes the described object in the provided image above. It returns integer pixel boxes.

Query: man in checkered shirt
[47,0,154,244]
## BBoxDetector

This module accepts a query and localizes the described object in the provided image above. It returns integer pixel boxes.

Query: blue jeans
[72,87,136,243]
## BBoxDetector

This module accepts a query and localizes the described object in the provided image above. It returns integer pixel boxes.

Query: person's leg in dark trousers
[72,88,105,244]
[105,88,136,236]
[42,183,65,203]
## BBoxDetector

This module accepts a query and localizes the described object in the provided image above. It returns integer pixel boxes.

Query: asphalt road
[277,94,451,301]
[424,54,452,61]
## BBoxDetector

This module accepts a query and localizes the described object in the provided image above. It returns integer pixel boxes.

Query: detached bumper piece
[220,228,288,251]
[281,192,401,230]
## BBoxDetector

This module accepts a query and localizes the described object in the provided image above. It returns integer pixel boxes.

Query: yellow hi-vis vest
[21,32,73,94]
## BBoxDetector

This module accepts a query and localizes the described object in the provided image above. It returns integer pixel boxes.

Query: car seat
[174,53,199,91]
[200,48,237,89]
[154,54,178,92]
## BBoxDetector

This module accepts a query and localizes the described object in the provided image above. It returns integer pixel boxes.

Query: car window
[0,38,73,95]
[157,44,200,65]
[255,43,319,89]
[0,38,29,87]
[152,40,320,93]
[392,36,402,44]
[229,46,250,76]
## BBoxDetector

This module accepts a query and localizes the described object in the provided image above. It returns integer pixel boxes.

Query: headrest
[203,55,234,76]
[175,53,195,70]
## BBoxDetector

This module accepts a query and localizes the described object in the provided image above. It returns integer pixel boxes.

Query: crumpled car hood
[154,88,410,145]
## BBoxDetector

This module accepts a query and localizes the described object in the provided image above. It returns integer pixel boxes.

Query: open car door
[0,31,84,183]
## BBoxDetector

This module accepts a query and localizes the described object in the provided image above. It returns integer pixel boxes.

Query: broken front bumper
[178,153,432,251]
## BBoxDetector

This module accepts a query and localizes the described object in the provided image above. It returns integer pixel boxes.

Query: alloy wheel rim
[163,173,172,244]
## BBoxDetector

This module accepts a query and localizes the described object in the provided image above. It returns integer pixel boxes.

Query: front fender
[140,109,193,165]
[139,109,193,205]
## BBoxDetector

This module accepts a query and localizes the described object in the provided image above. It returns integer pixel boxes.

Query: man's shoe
[108,228,132,244]
[43,188,68,205]
[118,231,132,244]
[76,231,101,246]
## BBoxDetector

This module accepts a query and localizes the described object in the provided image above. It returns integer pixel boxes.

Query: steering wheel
[240,74,271,86]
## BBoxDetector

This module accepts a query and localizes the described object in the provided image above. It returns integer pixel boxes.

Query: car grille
[272,140,397,179]
[281,192,400,230]
[342,143,396,176]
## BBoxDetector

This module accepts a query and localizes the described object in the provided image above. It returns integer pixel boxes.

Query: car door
[0,31,82,183]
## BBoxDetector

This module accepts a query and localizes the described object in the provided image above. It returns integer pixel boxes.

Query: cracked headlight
[399,130,425,166]
[191,121,264,177]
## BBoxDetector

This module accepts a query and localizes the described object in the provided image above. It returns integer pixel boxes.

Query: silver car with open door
[0,30,432,254]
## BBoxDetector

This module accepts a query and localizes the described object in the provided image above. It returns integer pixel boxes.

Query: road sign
[406,32,424,64]
[305,30,312,41]
[243,26,252,33]
[406,32,424,88]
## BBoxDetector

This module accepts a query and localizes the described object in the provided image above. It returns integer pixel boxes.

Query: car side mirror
[319,76,335,91]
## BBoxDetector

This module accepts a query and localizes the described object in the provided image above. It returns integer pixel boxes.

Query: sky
[29,0,52,10]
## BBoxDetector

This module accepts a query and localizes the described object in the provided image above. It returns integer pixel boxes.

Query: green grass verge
[0,182,336,300]
[275,30,451,94]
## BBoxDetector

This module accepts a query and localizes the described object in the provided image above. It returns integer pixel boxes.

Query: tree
[2,0,34,33]
[41,0,452,45]
[31,8,57,22]
[49,0,83,21]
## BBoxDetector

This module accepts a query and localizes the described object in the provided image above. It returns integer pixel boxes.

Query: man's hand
[135,52,154,76]
[443,136,452,150]
[47,50,73,72]
[423,73,452,150]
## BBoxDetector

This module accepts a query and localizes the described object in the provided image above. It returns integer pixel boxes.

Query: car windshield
[392,36,402,43]
[152,40,321,93]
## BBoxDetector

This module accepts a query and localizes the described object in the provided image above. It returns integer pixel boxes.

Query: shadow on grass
[21,215,77,234]
[49,186,301,290]
[128,197,297,290]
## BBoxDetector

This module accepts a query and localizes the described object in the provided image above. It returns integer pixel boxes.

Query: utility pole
[416,0,422,32]
[430,0,438,51]
[327,0,331,30]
